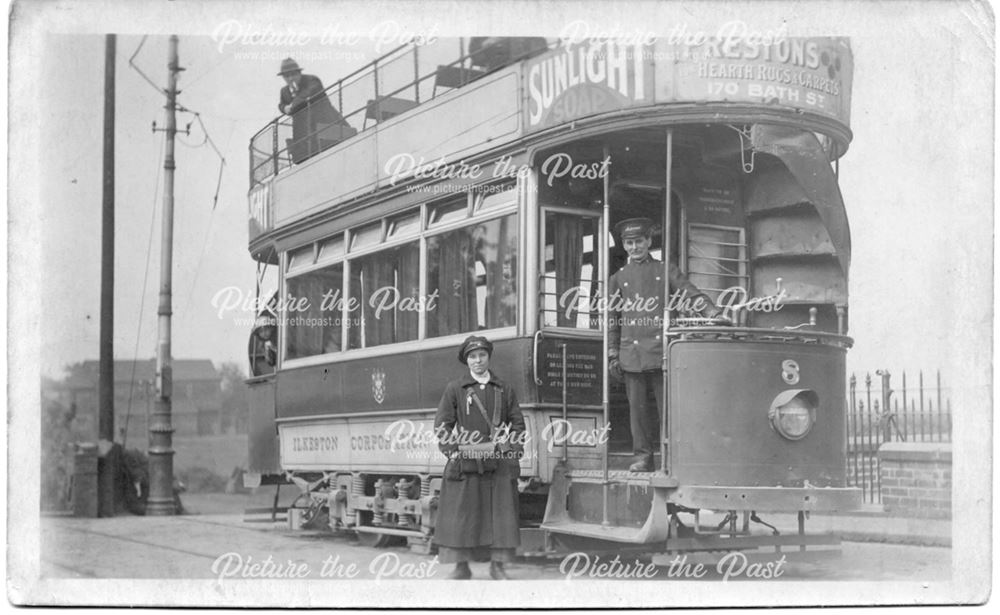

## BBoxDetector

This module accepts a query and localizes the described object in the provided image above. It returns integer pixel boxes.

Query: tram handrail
[250,37,555,187]
[671,325,854,347]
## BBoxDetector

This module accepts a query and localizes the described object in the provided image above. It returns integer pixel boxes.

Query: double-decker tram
[245,35,860,560]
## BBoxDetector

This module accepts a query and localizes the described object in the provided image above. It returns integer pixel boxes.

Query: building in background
[49,359,232,443]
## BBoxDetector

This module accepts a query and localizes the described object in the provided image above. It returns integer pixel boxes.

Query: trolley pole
[97,33,118,517]
[148,35,181,516]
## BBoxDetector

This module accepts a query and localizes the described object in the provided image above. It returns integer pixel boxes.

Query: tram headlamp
[768,389,818,440]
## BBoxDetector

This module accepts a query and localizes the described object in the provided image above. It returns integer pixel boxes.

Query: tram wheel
[355,531,404,548]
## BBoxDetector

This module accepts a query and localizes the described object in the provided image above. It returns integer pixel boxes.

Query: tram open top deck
[248,36,853,261]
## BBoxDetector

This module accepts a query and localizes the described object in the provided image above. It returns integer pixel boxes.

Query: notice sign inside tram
[656,37,853,126]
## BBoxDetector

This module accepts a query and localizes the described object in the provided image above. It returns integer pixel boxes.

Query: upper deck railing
[250,37,551,187]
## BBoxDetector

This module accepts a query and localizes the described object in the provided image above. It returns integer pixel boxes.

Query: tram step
[566,469,678,488]
[354,526,425,539]
[665,532,840,552]
[540,519,663,544]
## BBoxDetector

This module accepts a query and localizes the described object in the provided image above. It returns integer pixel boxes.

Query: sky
[13,0,993,389]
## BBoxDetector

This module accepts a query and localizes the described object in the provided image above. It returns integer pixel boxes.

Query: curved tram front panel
[540,329,861,562]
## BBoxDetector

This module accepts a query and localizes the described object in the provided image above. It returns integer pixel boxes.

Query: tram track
[45,523,223,562]
[40,557,101,578]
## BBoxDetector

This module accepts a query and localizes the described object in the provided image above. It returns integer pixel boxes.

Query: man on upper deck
[277,58,356,164]
[607,217,723,472]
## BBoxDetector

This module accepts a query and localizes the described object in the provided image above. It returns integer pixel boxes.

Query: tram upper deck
[248,36,853,260]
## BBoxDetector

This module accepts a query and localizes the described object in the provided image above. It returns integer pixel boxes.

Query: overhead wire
[123,127,166,449]
[127,35,166,97]
[180,122,237,316]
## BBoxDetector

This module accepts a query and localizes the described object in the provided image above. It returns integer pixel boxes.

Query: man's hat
[458,335,494,364]
[614,217,654,240]
[277,58,303,76]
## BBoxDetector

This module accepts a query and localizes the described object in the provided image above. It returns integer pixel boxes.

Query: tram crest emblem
[371,368,387,404]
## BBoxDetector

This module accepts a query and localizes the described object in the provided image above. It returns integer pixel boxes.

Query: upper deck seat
[468,37,549,72]
[364,96,420,128]
[433,65,487,96]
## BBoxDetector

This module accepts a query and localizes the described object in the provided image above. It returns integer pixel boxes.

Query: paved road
[40,492,952,583]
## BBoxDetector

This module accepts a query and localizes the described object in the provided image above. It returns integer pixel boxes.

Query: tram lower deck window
[285,263,344,359]
[348,242,421,349]
[426,214,517,337]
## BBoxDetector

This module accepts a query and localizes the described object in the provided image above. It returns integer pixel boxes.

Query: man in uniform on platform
[608,217,723,472]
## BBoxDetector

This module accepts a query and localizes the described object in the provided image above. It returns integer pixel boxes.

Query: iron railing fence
[846,369,952,503]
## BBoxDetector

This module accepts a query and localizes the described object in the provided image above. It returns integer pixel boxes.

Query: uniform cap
[614,217,655,240]
[277,58,303,76]
[458,335,494,364]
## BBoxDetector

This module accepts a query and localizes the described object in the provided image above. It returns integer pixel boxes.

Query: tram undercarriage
[273,460,860,564]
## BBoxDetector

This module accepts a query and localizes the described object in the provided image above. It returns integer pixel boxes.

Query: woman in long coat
[433,335,525,580]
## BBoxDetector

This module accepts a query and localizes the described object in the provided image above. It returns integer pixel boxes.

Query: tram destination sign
[523,37,852,134]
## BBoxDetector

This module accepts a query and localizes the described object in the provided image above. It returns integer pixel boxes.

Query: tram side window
[347,242,420,349]
[686,225,748,302]
[285,263,344,359]
[542,212,600,328]
[426,214,517,337]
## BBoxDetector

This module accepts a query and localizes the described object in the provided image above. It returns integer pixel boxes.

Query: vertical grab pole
[601,144,611,526]
[561,344,569,464]
[660,129,674,474]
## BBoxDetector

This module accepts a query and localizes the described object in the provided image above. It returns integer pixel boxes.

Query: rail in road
[40,511,950,582]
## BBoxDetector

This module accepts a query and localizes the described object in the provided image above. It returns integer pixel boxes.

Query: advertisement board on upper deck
[523,41,655,133]
[656,36,853,127]
[523,36,852,134]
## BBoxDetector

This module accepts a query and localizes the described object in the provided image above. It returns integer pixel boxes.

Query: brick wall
[878,442,951,519]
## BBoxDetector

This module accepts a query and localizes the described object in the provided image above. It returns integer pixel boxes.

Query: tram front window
[686,224,748,303]
[426,214,517,337]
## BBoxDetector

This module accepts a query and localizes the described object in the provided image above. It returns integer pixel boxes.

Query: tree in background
[41,377,75,511]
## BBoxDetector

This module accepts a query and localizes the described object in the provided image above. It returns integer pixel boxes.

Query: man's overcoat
[278,74,352,163]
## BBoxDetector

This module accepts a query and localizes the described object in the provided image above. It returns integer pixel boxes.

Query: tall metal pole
[660,129,673,474]
[600,144,611,526]
[98,34,116,444]
[97,33,118,518]
[148,35,180,516]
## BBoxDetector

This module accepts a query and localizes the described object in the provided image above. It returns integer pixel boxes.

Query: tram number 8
[781,360,801,385]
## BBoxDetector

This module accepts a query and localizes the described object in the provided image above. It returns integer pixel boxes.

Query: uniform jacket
[434,371,525,470]
[432,371,524,550]
[278,74,353,162]
[608,257,712,372]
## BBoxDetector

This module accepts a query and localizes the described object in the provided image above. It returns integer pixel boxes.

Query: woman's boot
[489,561,509,580]
[447,561,472,580]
